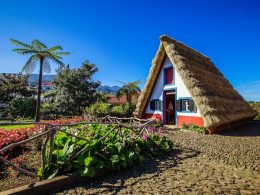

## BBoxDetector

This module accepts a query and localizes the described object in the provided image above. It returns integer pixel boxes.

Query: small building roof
[135,35,257,133]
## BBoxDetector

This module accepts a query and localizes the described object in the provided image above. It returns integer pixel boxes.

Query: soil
[0,143,41,192]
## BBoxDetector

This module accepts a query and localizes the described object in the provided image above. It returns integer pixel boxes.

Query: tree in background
[0,73,35,102]
[8,97,36,119]
[116,80,141,116]
[51,61,100,116]
[116,80,141,104]
[10,39,69,121]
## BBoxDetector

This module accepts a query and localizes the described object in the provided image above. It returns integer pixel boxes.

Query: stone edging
[0,175,92,195]
[0,169,113,195]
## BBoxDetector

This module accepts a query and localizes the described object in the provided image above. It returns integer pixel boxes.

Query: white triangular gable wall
[145,56,201,117]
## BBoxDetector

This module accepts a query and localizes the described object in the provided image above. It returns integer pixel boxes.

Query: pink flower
[157,127,163,137]
[148,126,155,134]
[142,133,148,141]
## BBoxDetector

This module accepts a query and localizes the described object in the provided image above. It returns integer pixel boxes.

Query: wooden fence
[0,115,155,178]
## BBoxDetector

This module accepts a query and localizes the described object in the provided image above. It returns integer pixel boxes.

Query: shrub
[122,103,136,117]
[0,126,41,151]
[85,102,136,118]
[41,103,57,120]
[0,117,83,153]
[182,123,207,134]
[8,97,36,119]
[39,124,173,179]
[111,105,124,117]
[85,102,112,117]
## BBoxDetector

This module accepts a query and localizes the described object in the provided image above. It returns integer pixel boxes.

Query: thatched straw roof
[135,35,257,132]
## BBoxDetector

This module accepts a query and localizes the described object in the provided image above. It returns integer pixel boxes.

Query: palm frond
[131,80,142,86]
[22,56,38,74]
[10,39,33,49]
[32,39,47,51]
[46,46,63,53]
[12,48,37,55]
[43,59,51,73]
[116,89,123,99]
[54,51,70,56]
[48,56,65,67]
[46,52,63,60]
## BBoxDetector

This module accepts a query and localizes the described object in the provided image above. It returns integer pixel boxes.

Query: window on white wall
[182,100,190,111]
[176,99,197,113]
[150,100,161,111]
[155,101,161,110]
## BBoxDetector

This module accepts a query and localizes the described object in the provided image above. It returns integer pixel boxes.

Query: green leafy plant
[39,124,172,179]
[85,102,136,118]
[182,123,207,134]
[8,97,36,118]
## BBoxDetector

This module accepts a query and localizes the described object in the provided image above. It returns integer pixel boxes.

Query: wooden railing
[0,115,155,178]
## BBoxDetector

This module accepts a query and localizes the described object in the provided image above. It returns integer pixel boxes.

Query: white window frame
[182,100,190,111]
[155,101,160,111]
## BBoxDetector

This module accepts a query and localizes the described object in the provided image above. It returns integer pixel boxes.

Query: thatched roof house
[135,35,257,134]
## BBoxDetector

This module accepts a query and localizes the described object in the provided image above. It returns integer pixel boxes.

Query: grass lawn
[0,124,34,130]
[0,118,34,130]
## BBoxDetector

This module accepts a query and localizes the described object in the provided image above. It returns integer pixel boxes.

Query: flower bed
[0,117,84,151]
[39,124,172,179]
[0,126,41,151]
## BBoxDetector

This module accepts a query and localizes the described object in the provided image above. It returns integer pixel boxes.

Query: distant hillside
[1,73,120,94]
[97,85,120,95]
[29,75,120,94]
[28,74,56,86]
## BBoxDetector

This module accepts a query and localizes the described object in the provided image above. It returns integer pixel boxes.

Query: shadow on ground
[54,147,200,194]
[217,121,260,137]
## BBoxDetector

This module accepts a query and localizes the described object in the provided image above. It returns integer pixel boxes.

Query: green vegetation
[249,102,260,120]
[116,80,141,104]
[39,124,172,179]
[85,102,136,118]
[0,124,34,130]
[0,73,35,103]
[10,39,69,122]
[8,97,36,119]
[43,61,100,117]
[182,123,207,134]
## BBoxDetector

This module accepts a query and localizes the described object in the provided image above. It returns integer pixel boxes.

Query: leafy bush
[8,97,36,119]
[111,105,124,117]
[85,102,136,118]
[182,123,207,134]
[85,102,112,117]
[0,126,41,150]
[42,116,83,125]
[39,125,172,179]
[0,117,83,152]
[41,103,56,120]
[122,103,136,117]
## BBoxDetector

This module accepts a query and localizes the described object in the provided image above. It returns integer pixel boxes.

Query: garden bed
[0,117,173,192]
[0,142,41,192]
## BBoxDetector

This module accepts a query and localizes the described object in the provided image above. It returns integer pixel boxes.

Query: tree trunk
[35,57,44,122]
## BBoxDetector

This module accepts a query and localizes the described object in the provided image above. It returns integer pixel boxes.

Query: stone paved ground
[55,122,260,195]
[170,121,260,171]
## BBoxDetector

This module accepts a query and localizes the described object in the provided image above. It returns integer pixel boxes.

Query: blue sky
[0,0,260,101]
